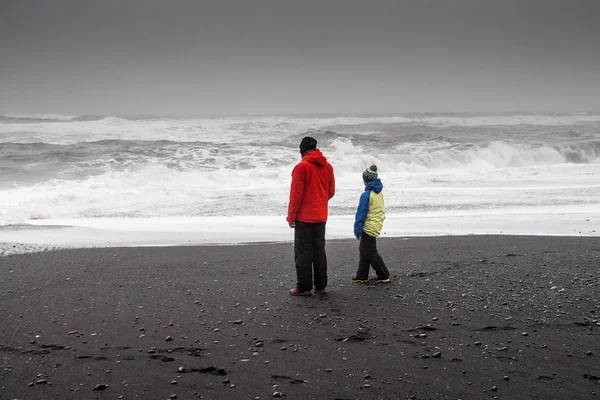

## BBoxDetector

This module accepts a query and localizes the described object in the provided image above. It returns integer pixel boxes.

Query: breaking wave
[1,112,599,225]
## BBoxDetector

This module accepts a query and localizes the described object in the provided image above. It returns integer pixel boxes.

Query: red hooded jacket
[287,149,335,223]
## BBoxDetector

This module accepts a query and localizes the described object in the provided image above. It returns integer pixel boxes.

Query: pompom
[369,165,378,172]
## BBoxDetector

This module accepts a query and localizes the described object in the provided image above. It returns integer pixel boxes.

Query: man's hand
[356,236,360,241]
[289,221,296,228]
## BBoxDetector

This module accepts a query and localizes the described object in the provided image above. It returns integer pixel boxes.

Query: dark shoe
[351,277,368,283]
[376,278,390,283]
[290,287,312,296]
[314,288,327,294]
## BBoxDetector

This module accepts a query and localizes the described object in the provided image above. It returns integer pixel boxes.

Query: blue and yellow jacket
[354,179,385,238]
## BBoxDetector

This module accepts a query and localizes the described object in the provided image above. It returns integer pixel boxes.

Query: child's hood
[365,178,383,193]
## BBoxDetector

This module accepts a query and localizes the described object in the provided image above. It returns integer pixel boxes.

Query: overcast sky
[1,0,599,115]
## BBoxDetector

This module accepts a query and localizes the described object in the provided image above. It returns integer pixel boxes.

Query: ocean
[0,112,599,249]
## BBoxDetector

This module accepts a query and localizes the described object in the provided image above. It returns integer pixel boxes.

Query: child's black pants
[355,232,389,280]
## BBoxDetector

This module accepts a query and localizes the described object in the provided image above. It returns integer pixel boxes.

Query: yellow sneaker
[376,278,390,283]
[351,278,368,283]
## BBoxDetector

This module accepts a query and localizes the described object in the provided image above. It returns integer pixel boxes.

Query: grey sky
[1,0,599,115]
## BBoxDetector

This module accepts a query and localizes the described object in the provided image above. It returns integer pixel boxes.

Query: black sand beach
[1,236,599,400]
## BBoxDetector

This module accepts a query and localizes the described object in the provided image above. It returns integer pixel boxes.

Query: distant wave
[2,112,599,128]
[1,113,80,122]
[411,113,600,127]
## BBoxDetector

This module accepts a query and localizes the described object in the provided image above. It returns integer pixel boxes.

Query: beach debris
[334,332,370,342]
[92,383,108,391]
[407,325,437,331]
[166,336,174,341]
[477,325,515,332]
[233,319,243,324]
[583,374,599,382]
[150,354,175,362]
[271,375,305,384]
[432,351,442,358]
[273,392,282,397]
[177,366,227,375]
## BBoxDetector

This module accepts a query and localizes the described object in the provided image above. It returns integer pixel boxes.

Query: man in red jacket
[287,136,335,296]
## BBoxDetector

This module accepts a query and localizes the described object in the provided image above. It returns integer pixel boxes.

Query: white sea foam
[0,206,597,251]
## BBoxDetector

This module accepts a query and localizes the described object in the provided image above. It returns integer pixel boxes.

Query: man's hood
[303,149,327,166]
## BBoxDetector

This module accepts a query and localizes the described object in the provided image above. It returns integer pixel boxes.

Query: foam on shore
[1,207,597,256]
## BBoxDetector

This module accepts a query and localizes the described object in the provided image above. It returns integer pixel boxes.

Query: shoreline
[2,231,600,257]
[1,235,599,399]
[2,230,600,258]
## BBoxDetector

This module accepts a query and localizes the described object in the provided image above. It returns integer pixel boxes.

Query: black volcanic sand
[1,236,599,400]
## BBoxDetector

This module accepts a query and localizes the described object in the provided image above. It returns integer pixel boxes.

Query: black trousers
[355,232,389,280]
[294,221,327,291]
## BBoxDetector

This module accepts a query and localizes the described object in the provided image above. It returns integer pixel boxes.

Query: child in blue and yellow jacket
[352,165,390,283]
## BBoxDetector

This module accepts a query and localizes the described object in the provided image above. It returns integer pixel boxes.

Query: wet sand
[1,235,599,399]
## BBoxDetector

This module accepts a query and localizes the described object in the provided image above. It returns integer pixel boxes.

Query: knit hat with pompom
[362,165,378,183]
